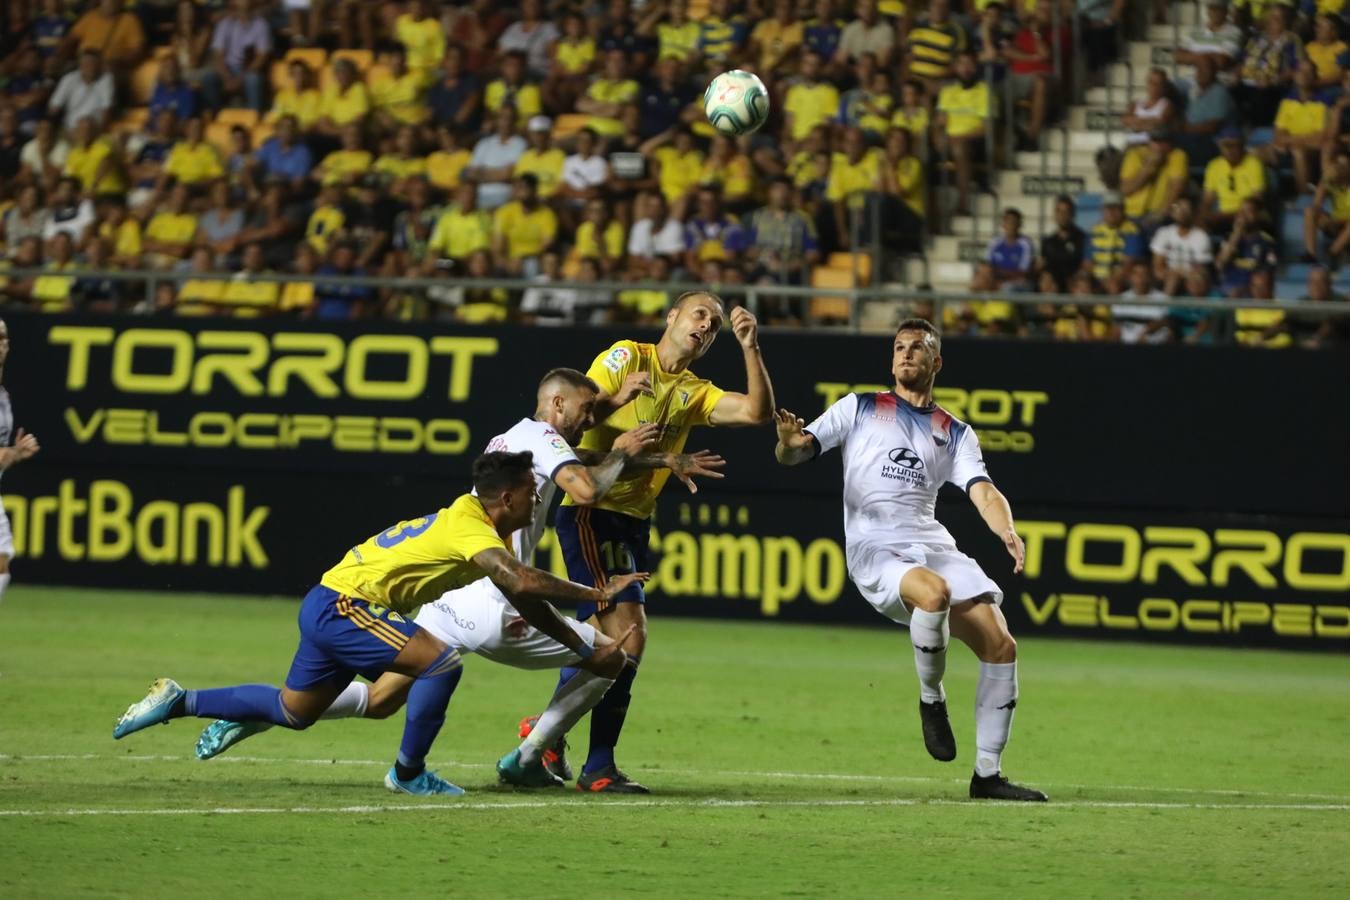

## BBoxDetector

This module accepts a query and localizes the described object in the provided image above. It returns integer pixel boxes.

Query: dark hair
[1054,194,1075,209]
[895,317,941,352]
[517,172,539,190]
[473,451,535,496]
[539,367,600,394]
[1003,207,1023,221]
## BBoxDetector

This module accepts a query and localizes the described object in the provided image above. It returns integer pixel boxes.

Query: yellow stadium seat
[809,267,857,322]
[270,60,292,92]
[215,108,259,129]
[688,0,711,20]
[153,46,174,60]
[130,59,160,105]
[251,122,275,148]
[365,63,393,89]
[285,47,328,72]
[115,107,150,133]
[552,113,591,140]
[562,257,582,279]
[206,121,236,157]
[827,252,872,284]
[331,49,374,72]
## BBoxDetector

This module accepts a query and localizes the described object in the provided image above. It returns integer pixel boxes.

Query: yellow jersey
[396,14,445,80]
[164,141,224,185]
[894,156,924,216]
[1202,154,1266,216]
[585,78,641,136]
[1306,39,1349,84]
[827,149,882,205]
[573,219,625,261]
[1274,95,1328,138]
[698,154,753,201]
[427,149,471,191]
[555,37,596,75]
[321,82,371,126]
[493,202,558,259]
[320,494,510,614]
[567,341,725,520]
[146,211,197,245]
[484,80,543,123]
[1327,182,1350,221]
[891,106,931,142]
[371,71,430,124]
[428,207,493,259]
[658,21,701,61]
[784,82,840,140]
[750,19,804,73]
[1123,146,1188,219]
[373,154,427,183]
[514,147,566,198]
[654,146,705,205]
[101,219,142,259]
[269,88,322,130]
[306,204,345,253]
[937,81,989,138]
[319,149,374,186]
[65,139,125,194]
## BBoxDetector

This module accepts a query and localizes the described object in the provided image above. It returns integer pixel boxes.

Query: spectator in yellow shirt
[570,197,626,276]
[98,197,143,269]
[934,52,991,215]
[514,116,566,199]
[425,182,494,271]
[314,124,372,189]
[748,0,806,76]
[1304,146,1350,259]
[395,0,446,87]
[1306,13,1349,90]
[576,49,641,138]
[784,51,841,144]
[1120,127,1190,230]
[881,126,925,249]
[645,126,705,214]
[1263,61,1329,194]
[1201,127,1267,232]
[698,134,754,211]
[143,184,199,269]
[267,60,321,131]
[492,173,558,276]
[216,241,280,316]
[426,125,471,193]
[64,117,126,197]
[66,0,145,71]
[31,231,77,313]
[373,49,431,129]
[891,79,931,149]
[373,125,428,200]
[484,51,543,128]
[305,184,347,256]
[543,12,596,114]
[316,59,370,137]
[827,126,882,245]
[641,0,701,67]
[160,116,224,191]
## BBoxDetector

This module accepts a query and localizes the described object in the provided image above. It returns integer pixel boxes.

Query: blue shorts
[284,585,421,691]
[555,505,650,621]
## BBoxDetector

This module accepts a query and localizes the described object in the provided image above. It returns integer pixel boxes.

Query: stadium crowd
[0,0,1343,345]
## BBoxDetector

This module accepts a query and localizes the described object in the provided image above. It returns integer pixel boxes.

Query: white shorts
[848,542,1002,626]
[0,502,13,557]
[414,578,597,671]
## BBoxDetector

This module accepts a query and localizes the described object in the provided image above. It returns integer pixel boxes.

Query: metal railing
[6,267,1350,336]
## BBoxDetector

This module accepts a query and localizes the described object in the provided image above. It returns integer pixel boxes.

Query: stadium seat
[270,60,292,92]
[205,121,236,157]
[1274,278,1303,299]
[130,59,160,105]
[365,63,393,89]
[215,108,259,129]
[251,122,275,148]
[809,267,858,322]
[827,252,872,284]
[331,49,374,73]
[552,113,591,140]
[688,0,711,20]
[285,47,328,72]
[1283,262,1315,285]
[114,107,150,132]
[1281,210,1306,258]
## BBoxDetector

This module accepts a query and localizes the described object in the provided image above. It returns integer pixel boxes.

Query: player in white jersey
[0,319,42,603]
[774,318,1046,802]
[196,367,724,788]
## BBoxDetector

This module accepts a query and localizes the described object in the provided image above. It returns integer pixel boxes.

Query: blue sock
[553,666,581,699]
[184,685,308,729]
[395,647,463,779]
[583,657,639,776]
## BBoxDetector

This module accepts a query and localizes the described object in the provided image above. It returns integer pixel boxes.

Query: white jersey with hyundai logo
[482,417,582,561]
[805,391,992,558]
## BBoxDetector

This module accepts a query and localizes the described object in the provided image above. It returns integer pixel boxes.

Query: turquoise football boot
[497,747,565,789]
[383,766,466,796]
[113,678,185,739]
[196,719,273,760]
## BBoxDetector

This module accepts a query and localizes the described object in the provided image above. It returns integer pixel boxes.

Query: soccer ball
[703,70,770,136]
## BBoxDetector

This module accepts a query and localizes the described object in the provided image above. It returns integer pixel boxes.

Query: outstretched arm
[575,447,727,492]
[773,409,816,466]
[968,480,1024,574]
[709,306,775,426]
[554,423,661,505]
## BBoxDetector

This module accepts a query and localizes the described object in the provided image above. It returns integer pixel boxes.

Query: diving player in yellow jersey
[543,291,776,792]
[113,451,645,796]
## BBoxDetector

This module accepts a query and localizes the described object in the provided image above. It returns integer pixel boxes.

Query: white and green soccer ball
[703,70,770,136]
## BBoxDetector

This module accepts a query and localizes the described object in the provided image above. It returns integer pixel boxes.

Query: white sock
[519,671,614,765]
[909,608,950,704]
[321,681,370,720]
[0,573,10,601]
[974,661,1018,777]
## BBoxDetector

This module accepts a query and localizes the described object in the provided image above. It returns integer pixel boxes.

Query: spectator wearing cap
[200,0,271,113]
[493,173,558,277]
[1236,4,1303,127]
[576,50,641,139]
[784,51,841,146]
[1176,56,1236,167]
[1084,192,1143,293]
[1039,195,1087,293]
[1215,197,1278,297]
[1307,14,1349,91]
[514,117,566,200]
[1201,126,1267,234]
[428,46,483,135]
[1175,0,1243,86]
[1263,61,1329,195]
[1150,197,1214,296]
[985,207,1035,290]
[65,0,145,71]
[464,106,528,211]
[1119,127,1188,231]
[497,0,561,80]
[49,50,115,134]
[485,51,544,129]
[835,0,896,70]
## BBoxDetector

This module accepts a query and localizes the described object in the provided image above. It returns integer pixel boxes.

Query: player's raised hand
[774,409,811,447]
[612,371,655,406]
[612,422,661,456]
[582,624,639,676]
[12,428,39,462]
[669,449,727,493]
[1003,528,1026,574]
[730,305,759,349]
[602,571,650,600]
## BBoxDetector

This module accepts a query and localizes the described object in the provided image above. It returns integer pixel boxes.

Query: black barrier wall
[7,313,1349,650]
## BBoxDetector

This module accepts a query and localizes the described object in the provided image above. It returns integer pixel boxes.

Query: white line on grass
[0,798,1347,818]
[4,753,1348,803]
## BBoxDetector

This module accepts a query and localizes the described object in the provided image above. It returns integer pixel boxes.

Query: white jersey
[483,417,581,561]
[0,387,12,487]
[805,391,991,560]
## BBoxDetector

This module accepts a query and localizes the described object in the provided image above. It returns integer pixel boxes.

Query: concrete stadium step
[1043,129,1124,153]
[928,260,973,285]
[1013,150,1099,173]
[1067,107,1127,131]
[995,168,1107,197]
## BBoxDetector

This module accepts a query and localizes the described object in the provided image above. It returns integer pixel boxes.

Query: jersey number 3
[375,514,438,548]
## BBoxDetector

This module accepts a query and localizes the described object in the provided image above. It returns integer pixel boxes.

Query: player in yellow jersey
[541,291,776,792]
[113,451,645,796]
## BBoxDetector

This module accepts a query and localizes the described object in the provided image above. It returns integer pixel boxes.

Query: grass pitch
[2,586,1348,898]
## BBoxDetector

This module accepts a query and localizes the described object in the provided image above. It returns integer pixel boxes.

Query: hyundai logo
[888,447,924,469]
